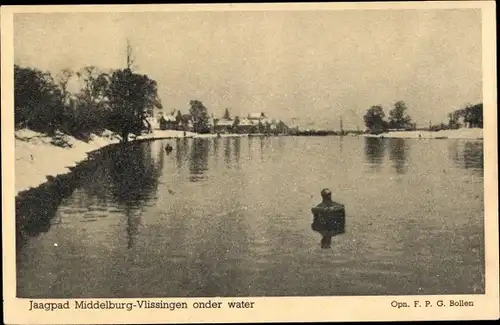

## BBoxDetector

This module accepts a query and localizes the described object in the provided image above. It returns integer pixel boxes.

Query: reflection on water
[258,136,270,161]
[224,137,232,166]
[189,138,209,182]
[213,137,220,156]
[99,143,163,249]
[175,138,189,169]
[364,137,386,169]
[233,137,241,164]
[16,181,74,249]
[450,141,484,173]
[109,144,163,205]
[387,138,408,174]
[16,136,484,297]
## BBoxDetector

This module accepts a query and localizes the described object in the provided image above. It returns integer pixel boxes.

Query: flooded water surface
[16,136,485,297]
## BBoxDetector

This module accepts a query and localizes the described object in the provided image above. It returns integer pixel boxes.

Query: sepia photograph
[2,2,498,323]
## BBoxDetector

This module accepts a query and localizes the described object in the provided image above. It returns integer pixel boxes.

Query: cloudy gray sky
[14,9,482,129]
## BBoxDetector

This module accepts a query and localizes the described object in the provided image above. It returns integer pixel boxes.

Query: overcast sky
[14,9,482,129]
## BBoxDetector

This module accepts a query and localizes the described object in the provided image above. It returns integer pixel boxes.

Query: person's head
[321,188,332,201]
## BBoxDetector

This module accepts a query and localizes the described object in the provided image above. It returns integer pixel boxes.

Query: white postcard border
[2,2,498,323]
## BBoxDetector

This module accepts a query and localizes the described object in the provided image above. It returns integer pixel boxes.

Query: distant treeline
[362,100,483,133]
[363,101,415,134]
[437,103,483,131]
[14,64,289,141]
[15,64,162,142]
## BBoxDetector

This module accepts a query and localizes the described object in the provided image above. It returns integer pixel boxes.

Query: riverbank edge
[360,128,483,140]
[15,129,247,196]
[15,127,483,196]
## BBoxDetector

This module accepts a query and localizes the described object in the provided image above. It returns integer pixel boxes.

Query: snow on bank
[137,130,248,139]
[15,129,248,194]
[15,129,122,194]
[363,128,483,139]
[193,133,249,138]
[137,130,198,140]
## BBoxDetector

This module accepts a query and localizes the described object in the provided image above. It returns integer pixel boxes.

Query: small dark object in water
[311,203,345,234]
[165,144,173,154]
[311,188,346,249]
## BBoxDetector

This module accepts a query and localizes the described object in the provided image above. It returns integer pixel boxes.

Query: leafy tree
[70,66,112,137]
[106,68,162,142]
[462,103,483,128]
[223,108,231,120]
[189,100,210,133]
[363,105,387,132]
[14,65,65,134]
[103,41,161,140]
[388,101,412,129]
[15,60,163,142]
[75,66,109,104]
[448,103,483,129]
[447,110,462,129]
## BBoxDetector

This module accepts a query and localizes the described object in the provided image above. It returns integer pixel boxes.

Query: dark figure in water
[311,188,345,249]
[165,143,173,154]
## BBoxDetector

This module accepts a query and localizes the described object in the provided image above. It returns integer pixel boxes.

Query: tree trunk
[121,129,129,143]
[143,116,152,133]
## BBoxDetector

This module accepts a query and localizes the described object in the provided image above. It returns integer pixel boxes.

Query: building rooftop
[238,118,255,126]
[161,114,176,122]
[216,119,234,126]
[248,112,266,120]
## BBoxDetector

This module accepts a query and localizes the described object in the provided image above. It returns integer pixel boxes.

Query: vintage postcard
[2,2,498,324]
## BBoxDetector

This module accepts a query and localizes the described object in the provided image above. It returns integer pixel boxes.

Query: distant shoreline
[287,128,483,140]
[361,128,483,140]
[14,127,484,195]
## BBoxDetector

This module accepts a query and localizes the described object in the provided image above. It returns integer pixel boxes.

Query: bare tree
[126,39,136,71]
[75,66,109,105]
[56,68,73,102]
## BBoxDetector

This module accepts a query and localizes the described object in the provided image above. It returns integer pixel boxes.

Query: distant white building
[247,112,267,123]
[239,117,253,126]
[214,118,234,133]
[158,111,178,130]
